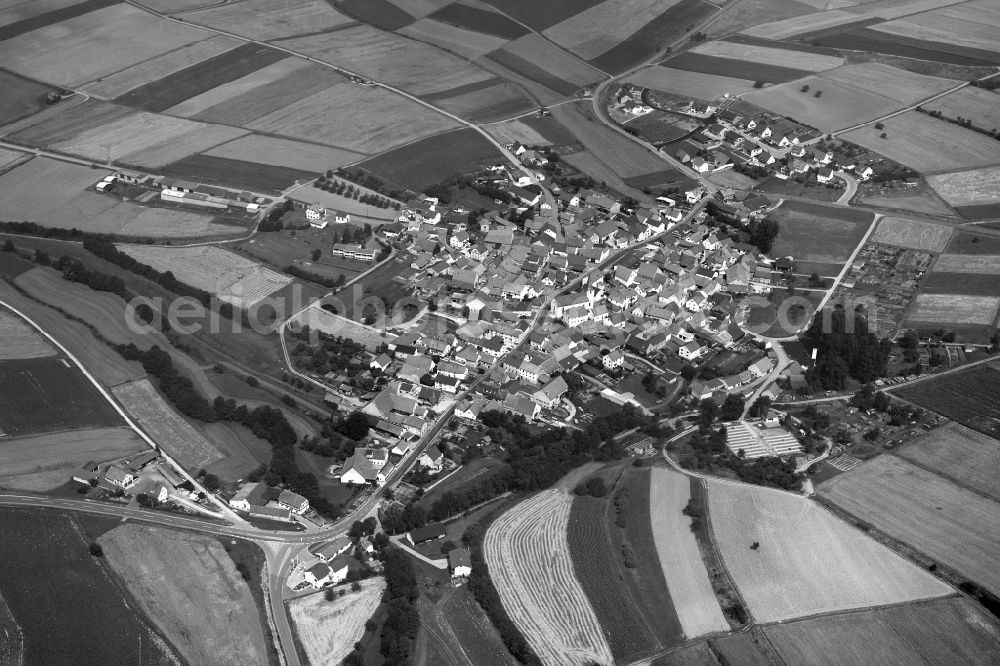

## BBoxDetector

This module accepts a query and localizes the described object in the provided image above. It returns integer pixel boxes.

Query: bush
[573,476,607,498]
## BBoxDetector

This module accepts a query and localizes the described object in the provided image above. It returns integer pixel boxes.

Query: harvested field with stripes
[484,490,613,666]
[117,245,292,308]
[649,468,729,638]
[869,217,953,252]
[708,480,952,623]
[896,422,1000,502]
[819,454,1000,597]
[906,293,1000,324]
[247,82,460,154]
[182,0,353,41]
[81,36,243,100]
[0,427,143,492]
[0,308,54,360]
[567,496,655,662]
[764,597,1000,665]
[0,4,213,87]
[928,165,1000,206]
[282,26,493,96]
[289,580,386,666]
[112,379,224,471]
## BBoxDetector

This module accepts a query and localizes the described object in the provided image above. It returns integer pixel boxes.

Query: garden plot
[117,245,291,309]
[484,490,613,666]
[0,4,214,87]
[708,480,952,623]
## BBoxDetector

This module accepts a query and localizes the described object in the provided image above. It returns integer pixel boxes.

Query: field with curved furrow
[484,490,613,666]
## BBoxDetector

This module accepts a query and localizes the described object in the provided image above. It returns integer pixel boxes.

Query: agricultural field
[0,427,144,492]
[664,52,812,84]
[708,480,952,623]
[490,33,607,90]
[821,63,958,105]
[247,83,460,154]
[767,200,874,273]
[480,0,605,31]
[484,119,554,147]
[0,308,54,360]
[359,128,503,191]
[567,496,656,662]
[0,357,121,437]
[100,524,269,666]
[205,135,363,174]
[919,272,1000,297]
[933,253,1000,274]
[0,0,118,41]
[426,80,534,124]
[338,0,415,30]
[160,153,318,195]
[764,597,1000,665]
[924,86,1000,135]
[894,364,1000,434]
[0,509,180,665]
[81,35,243,99]
[283,184,397,221]
[419,585,518,666]
[282,26,494,96]
[628,66,756,100]
[400,18,507,59]
[428,2,528,39]
[869,4,1000,58]
[946,230,1000,254]
[116,245,292,309]
[0,70,57,126]
[0,4,215,87]
[927,165,1000,212]
[905,293,1000,324]
[542,0,679,61]
[0,146,27,171]
[112,379,224,471]
[289,579,386,665]
[896,422,1000,502]
[0,279,145,388]
[691,39,843,71]
[648,468,729,637]
[484,489,614,666]
[10,100,249,168]
[869,216,953,251]
[843,111,1000,172]
[707,0,815,37]
[742,9,869,40]
[183,0,353,40]
[819,454,1000,597]
[856,183,957,217]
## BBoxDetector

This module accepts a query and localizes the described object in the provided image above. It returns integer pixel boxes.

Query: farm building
[278,489,309,514]
[407,523,446,546]
[337,447,395,486]
[449,548,472,578]
[310,537,353,562]
[303,556,349,589]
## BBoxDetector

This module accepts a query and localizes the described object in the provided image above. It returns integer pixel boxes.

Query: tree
[202,473,220,492]
[749,396,772,419]
[419,373,435,387]
[339,411,371,441]
[800,84,810,93]
[246,375,259,388]
[719,394,745,421]
[325,588,335,601]
[808,272,824,288]
[89,542,103,557]
[312,248,322,261]
[749,218,779,254]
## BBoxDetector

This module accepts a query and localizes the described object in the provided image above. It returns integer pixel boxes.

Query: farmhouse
[418,445,444,472]
[449,548,472,578]
[303,556,349,589]
[278,489,309,515]
[407,523,446,546]
[338,447,395,486]
[311,537,352,562]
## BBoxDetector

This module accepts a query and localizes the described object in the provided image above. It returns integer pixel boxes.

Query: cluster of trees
[548,173,597,193]
[314,176,398,209]
[802,307,892,390]
[115,343,337,517]
[288,328,366,377]
[44,253,127,299]
[749,218,780,254]
[330,224,373,245]
[377,546,420,665]
[83,239,237,320]
[0,220,95,241]
[334,167,406,201]
[259,200,294,232]
[283,264,347,288]
[573,476,608,498]
[916,105,1000,141]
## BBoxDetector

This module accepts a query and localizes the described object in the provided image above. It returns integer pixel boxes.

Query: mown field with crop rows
[484,490,613,666]
[896,422,1000,502]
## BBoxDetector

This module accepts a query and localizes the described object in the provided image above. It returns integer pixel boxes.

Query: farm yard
[896,422,1000,502]
[246,83,460,155]
[100,524,269,666]
[0,4,216,87]
[819,454,1000,597]
[0,427,144,492]
[288,580,385,666]
[0,357,121,437]
[708,480,952,623]
[112,379,224,471]
[567,496,656,662]
[766,200,874,275]
[0,509,180,665]
[0,308,54,360]
[359,128,503,191]
[484,489,614,666]
[763,597,1000,665]
[842,111,1000,172]
[869,216,953,252]
[627,66,756,101]
[648,468,729,638]
[894,364,1000,435]
[116,245,292,309]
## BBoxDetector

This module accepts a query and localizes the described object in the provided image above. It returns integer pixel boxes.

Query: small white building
[449,548,472,578]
